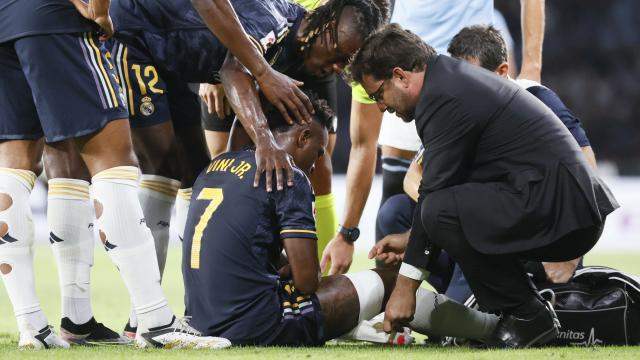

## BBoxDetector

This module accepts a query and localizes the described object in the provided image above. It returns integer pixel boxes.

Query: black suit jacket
[404,56,618,269]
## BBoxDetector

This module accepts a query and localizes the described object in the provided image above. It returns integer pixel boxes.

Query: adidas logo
[49,232,64,244]
[103,240,117,251]
[0,233,18,245]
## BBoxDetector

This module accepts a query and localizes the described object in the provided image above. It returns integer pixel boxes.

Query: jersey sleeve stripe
[280,229,316,234]
[280,229,317,240]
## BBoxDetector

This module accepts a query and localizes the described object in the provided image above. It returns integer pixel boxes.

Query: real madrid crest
[140,96,155,116]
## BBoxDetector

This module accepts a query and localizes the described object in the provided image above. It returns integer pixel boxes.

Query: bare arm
[403,158,422,202]
[518,0,545,82]
[581,146,597,170]
[320,101,383,274]
[284,238,320,294]
[191,0,313,123]
[219,52,294,191]
[70,0,113,40]
[341,101,383,229]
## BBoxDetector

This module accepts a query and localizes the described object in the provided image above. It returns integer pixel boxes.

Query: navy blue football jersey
[514,79,590,147]
[110,0,305,82]
[0,0,96,43]
[112,0,304,57]
[526,86,591,147]
[182,150,317,343]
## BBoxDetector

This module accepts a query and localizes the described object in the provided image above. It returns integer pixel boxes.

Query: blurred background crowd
[331,0,640,175]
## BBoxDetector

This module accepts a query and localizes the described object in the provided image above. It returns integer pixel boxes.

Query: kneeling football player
[182,90,498,346]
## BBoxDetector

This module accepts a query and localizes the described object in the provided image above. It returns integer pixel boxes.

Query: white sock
[48,178,95,325]
[0,168,48,333]
[174,188,192,242]
[409,288,499,341]
[91,166,173,330]
[343,270,385,322]
[138,175,179,277]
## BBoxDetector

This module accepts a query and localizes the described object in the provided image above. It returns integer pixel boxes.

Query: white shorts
[378,112,422,152]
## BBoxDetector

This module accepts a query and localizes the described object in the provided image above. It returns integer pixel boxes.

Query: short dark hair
[347,23,437,84]
[447,25,507,72]
[264,90,335,133]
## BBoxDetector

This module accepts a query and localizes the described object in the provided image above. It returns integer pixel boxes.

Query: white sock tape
[343,270,385,322]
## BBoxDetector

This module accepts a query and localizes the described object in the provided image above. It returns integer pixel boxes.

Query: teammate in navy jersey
[105,0,384,191]
[371,25,598,305]
[0,0,123,348]
[87,0,383,337]
[0,0,231,350]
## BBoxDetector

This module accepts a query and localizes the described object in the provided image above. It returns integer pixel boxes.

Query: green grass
[1,247,640,358]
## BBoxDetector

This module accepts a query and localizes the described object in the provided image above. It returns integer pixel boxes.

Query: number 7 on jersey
[190,188,224,269]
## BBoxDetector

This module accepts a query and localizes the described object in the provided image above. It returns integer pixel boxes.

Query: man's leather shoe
[489,301,560,348]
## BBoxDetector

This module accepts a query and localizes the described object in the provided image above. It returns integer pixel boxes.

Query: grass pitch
[1,247,640,358]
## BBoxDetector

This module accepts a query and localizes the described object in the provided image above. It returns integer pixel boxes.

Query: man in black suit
[348,24,619,348]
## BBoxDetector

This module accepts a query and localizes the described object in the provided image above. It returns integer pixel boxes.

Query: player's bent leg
[321,268,499,345]
[43,142,128,345]
[0,140,68,349]
[131,121,180,178]
[138,174,179,277]
[175,124,210,188]
[172,124,211,241]
[81,122,230,349]
[316,268,398,341]
[75,119,139,175]
[127,122,182,333]
[376,147,415,243]
[131,121,181,277]
[408,288,498,344]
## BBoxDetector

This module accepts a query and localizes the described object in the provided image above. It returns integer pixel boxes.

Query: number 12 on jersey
[190,188,224,269]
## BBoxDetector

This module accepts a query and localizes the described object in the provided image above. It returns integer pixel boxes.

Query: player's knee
[377,194,412,237]
[344,271,386,322]
[0,152,42,175]
[44,149,90,181]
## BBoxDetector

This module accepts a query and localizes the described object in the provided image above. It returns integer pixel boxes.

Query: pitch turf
[1,247,640,358]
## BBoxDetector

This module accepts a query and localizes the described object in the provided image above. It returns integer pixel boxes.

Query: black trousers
[419,189,604,313]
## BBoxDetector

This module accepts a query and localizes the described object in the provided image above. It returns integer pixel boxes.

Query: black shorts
[0,32,128,142]
[107,32,201,130]
[264,280,325,346]
[201,73,338,133]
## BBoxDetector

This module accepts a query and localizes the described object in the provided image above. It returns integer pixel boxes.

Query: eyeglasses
[368,80,386,102]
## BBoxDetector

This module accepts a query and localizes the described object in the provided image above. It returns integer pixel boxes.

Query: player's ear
[297,128,312,148]
[392,67,409,87]
[497,62,509,77]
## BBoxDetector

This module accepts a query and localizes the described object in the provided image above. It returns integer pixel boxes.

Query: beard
[387,93,415,122]
[390,107,414,122]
